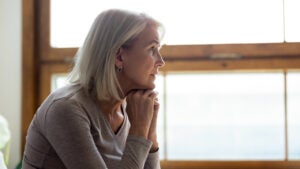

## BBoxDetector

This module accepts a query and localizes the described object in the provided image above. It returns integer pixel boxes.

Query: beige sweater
[22,84,160,169]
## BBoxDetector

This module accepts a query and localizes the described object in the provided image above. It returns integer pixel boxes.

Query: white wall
[0,0,22,168]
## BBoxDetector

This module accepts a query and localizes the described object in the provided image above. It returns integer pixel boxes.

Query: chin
[137,82,155,90]
[147,84,155,90]
[133,77,156,90]
[146,80,156,89]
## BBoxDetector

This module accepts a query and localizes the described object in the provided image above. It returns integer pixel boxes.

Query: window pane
[155,74,165,159]
[166,72,285,160]
[285,0,300,42]
[287,72,300,159]
[51,73,69,92]
[51,0,284,47]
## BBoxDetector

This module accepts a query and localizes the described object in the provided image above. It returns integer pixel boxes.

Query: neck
[98,99,124,115]
[98,98,125,134]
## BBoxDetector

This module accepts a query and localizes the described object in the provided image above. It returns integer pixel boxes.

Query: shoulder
[37,84,82,114]
[35,85,91,129]
[46,85,90,122]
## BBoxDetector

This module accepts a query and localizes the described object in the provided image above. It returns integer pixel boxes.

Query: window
[22,0,300,168]
[50,71,300,162]
[51,0,300,47]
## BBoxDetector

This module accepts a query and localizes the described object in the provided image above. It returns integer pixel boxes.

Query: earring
[117,66,123,73]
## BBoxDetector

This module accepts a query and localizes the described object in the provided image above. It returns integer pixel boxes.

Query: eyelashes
[149,46,158,55]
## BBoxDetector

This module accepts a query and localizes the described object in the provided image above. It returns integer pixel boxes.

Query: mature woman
[22,9,165,169]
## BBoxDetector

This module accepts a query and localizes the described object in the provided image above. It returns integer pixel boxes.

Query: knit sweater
[22,84,160,169]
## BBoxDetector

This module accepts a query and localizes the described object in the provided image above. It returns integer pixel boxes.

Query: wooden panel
[21,0,37,153]
[161,58,300,72]
[160,43,300,59]
[40,43,300,63]
[161,161,300,169]
[37,0,50,61]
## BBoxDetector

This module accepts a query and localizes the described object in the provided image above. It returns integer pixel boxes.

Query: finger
[147,91,158,99]
[127,89,138,97]
[128,90,144,100]
[154,99,159,106]
[142,89,154,96]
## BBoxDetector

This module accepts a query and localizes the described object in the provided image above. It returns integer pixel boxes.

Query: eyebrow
[147,40,160,46]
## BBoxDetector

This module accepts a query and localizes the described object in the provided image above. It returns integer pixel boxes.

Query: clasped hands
[126,90,159,152]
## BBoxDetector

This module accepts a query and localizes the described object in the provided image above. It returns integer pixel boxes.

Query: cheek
[144,56,155,69]
[133,56,154,71]
[127,59,153,80]
[124,51,155,73]
[123,56,156,89]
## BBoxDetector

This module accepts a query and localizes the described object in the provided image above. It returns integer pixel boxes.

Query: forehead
[135,24,160,46]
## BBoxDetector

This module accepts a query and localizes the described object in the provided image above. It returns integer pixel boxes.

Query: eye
[149,46,156,54]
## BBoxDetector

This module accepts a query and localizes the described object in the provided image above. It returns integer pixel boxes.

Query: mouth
[150,74,156,79]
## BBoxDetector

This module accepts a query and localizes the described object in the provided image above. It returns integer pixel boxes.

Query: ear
[115,48,124,67]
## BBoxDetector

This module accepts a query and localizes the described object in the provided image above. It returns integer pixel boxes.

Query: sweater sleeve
[121,136,161,169]
[144,151,160,169]
[121,135,152,169]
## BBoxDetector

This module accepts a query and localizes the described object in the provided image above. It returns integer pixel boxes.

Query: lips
[150,74,156,80]
[152,70,159,75]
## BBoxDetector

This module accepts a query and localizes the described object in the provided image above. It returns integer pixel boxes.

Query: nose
[156,52,165,68]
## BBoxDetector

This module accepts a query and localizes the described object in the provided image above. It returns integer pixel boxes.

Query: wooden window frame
[22,0,300,168]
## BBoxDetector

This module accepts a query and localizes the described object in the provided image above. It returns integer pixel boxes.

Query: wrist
[149,141,159,153]
[150,144,159,153]
[129,127,148,139]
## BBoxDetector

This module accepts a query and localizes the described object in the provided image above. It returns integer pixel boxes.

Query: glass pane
[287,72,300,159]
[51,0,284,47]
[285,0,300,42]
[155,74,165,159]
[51,73,69,92]
[166,72,285,160]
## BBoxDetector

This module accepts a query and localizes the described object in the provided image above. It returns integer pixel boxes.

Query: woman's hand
[126,90,158,139]
[148,97,159,152]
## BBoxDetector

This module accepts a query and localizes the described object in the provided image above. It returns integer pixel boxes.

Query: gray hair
[68,9,163,101]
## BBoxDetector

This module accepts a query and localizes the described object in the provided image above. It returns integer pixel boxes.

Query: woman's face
[118,24,165,92]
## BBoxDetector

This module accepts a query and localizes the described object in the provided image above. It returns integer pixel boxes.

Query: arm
[121,135,152,169]
[126,90,161,169]
[144,96,161,169]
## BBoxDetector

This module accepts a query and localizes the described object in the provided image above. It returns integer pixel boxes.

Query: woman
[22,9,165,169]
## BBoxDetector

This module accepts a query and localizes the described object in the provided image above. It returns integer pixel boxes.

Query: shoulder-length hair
[68,9,164,101]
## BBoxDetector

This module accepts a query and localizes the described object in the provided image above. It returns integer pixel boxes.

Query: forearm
[120,135,152,169]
